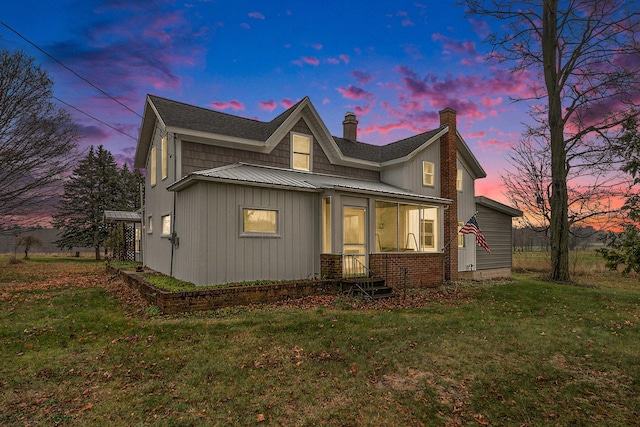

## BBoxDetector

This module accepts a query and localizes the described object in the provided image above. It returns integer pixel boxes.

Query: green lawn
[1,254,639,425]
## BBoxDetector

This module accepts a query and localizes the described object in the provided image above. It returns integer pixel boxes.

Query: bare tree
[503,136,632,232]
[15,235,43,259]
[0,49,80,227]
[465,0,640,281]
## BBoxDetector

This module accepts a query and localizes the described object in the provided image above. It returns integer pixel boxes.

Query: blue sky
[1,0,537,203]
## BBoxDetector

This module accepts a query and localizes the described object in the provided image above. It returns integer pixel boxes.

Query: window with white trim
[147,216,153,234]
[423,161,434,186]
[161,214,171,236]
[150,146,157,186]
[242,208,279,236]
[292,133,312,171]
[420,219,435,249]
[456,169,463,191]
[161,135,168,180]
[458,221,465,247]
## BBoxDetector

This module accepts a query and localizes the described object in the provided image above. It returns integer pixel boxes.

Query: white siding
[142,129,176,276]
[173,182,320,285]
[457,158,477,272]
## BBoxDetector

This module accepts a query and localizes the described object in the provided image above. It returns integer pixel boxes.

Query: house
[133,95,521,288]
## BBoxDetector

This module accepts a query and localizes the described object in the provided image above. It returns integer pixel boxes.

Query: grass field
[1,253,639,426]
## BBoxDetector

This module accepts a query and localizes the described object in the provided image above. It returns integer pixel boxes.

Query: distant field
[1,253,638,426]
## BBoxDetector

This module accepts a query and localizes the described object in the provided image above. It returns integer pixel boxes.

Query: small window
[161,214,171,236]
[242,208,279,235]
[456,169,463,192]
[161,135,168,180]
[147,216,153,234]
[420,219,435,250]
[423,161,434,186]
[292,133,311,171]
[150,146,157,186]
[458,221,465,247]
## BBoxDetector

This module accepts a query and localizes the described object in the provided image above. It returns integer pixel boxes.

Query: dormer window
[292,133,312,171]
[457,169,463,191]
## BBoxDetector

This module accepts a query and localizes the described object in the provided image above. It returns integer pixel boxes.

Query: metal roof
[103,210,142,223]
[169,163,452,204]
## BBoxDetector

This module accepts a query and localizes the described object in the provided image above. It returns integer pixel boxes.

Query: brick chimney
[342,112,358,141]
[439,107,458,282]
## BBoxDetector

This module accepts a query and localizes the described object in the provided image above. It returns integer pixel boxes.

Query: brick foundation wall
[369,253,444,289]
[321,254,343,279]
[108,265,341,315]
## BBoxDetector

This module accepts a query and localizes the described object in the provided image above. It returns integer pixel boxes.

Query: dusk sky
[1,0,538,204]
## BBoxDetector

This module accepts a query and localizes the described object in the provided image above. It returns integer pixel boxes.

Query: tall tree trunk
[543,0,570,281]
[95,246,100,261]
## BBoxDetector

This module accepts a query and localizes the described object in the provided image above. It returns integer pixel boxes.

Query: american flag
[460,216,491,253]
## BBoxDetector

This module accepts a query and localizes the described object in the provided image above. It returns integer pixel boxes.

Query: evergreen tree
[53,145,121,260]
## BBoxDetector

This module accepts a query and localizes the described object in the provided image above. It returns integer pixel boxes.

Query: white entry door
[343,206,367,277]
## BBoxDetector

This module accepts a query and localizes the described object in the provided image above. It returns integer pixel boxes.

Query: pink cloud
[258,100,277,111]
[352,70,373,85]
[354,103,374,116]
[327,58,340,65]
[302,56,320,66]
[468,131,486,138]
[432,33,479,58]
[280,98,295,108]
[337,85,375,101]
[402,19,415,27]
[481,96,503,109]
[240,22,251,29]
[248,12,265,19]
[312,43,323,50]
[361,121,413,136]
[322,98,330,105]
[210,100,245,111]
[339,54,350,64]
[478,138,516,150]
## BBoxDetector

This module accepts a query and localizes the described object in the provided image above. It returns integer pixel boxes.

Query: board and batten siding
[173,181,320,286]
[457,159,477,272]
[475,203,513,270]
[381,141,441,198]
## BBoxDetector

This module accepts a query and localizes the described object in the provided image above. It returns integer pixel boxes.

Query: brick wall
[321,254,343,279]
[369,253,444,289]
[108,265,341,314]
[181,118,379,181]
[439,108,458,282]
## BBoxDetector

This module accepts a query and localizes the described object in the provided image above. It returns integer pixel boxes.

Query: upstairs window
[423,161,434,186]
[456,169,463,191]
[292,133,312,171]
[161,135,168,180]
[150,146,157,187]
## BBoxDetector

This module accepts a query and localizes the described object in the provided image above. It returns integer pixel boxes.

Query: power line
[0,20,143,119]
[53,96,137,140]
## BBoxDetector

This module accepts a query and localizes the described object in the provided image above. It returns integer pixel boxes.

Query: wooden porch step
[341,278,395,300]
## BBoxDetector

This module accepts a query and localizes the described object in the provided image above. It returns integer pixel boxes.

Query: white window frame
[161,214,171,237]
[291,132,312,171]
[420,219,435,250]
[240,207,281,237]
[456,169,463,192]
[161,135,168,180]
[423,161,434,187]
[150,146,157,187]
[147,215,153,234]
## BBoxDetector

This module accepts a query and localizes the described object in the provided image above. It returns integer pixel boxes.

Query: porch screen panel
[375,201,398,252]
[399,204,420,251]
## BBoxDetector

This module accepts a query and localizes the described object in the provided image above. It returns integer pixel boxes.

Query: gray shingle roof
[170,163,451,204]
[147,95,448,163]
[148,95,303,141]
